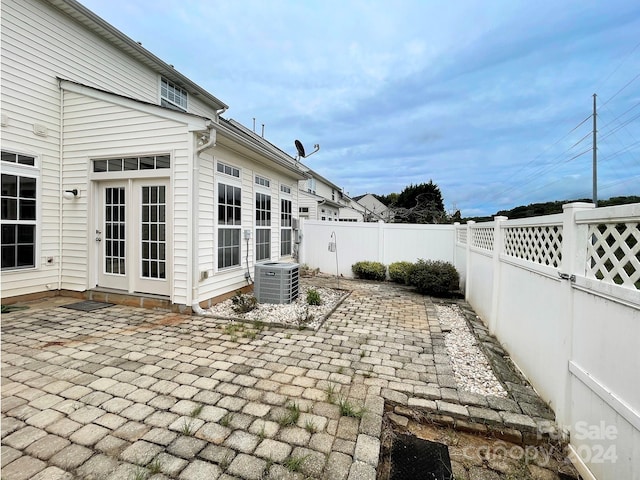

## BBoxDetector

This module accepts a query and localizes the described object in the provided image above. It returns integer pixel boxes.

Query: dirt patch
[378,410,581,480]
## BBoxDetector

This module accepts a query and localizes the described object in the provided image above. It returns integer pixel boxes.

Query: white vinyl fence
[299,203,640,480]
[298,220,455,278]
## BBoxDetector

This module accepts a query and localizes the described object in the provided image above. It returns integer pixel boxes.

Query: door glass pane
[105,187,125,275]
[140,186,166,279]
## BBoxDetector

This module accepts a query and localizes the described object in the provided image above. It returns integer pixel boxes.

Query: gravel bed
[436,303,507,397]
[207,285,345,329]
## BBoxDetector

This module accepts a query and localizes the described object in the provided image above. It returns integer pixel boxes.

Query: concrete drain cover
[62,301,114,312]
[390,434,452,480]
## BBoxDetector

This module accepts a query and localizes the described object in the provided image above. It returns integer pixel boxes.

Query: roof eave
[47,0,229,113]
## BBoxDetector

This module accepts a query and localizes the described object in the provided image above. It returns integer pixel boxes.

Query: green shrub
[306,288,322,306]
[388,261,414,284]
[351,261,386,281]
[231,291,258,313]
[408,259,460,296]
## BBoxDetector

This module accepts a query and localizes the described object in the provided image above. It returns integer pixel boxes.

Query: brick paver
[2,277,553,479]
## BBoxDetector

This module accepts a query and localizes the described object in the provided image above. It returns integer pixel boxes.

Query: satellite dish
[294,140,320,162]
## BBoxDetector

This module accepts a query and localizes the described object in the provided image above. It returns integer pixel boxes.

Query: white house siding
[298,191,319,221]
[195,143,300,303]
[1,0,225,300]
[61,91,192,301]
[3,0,220,120]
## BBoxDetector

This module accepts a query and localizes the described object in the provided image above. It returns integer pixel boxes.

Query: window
[256,229,270,262]
[217,161,240,178]
[1,151,37,270]
[93,155,170,172]
[299,207,309,213]
[281,199,292,256]
[160,77,187,111]
[255,175,270,187]
[218,183,241,268]
[280,184,291,194]
[307,178,316,194]
[256,192,271,261]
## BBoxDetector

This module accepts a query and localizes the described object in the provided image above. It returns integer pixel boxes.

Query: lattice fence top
[457,228,467,245]
[587,222,640,290]
[472,227,494,251]
[503,225,563,268]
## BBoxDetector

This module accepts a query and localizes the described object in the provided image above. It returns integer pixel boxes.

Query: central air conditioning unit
[254,262,299,304]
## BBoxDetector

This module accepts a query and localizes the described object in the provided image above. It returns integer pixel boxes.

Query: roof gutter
[213,122,309,179]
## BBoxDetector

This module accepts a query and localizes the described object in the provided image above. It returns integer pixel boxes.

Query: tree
[390,181,447,224]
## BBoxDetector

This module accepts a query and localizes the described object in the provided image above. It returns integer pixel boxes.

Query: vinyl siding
[62,91,191,301]
[196,144,300,303]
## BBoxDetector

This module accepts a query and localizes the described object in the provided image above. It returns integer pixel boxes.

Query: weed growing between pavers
[220,412,234,427]
[284,454,310,472]
[337,396,366,419]
[180,420,195,436]
[278,402,302,426]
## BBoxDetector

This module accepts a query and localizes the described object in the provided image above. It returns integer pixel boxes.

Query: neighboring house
[353,194,390,222]
[1,0,307,311]
[338,196,365,222]
[297,169,347,222]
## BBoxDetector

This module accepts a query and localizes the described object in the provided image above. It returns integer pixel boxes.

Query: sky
[80,0,640,217]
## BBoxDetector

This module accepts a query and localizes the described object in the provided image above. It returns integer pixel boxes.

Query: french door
[95,179,170,296]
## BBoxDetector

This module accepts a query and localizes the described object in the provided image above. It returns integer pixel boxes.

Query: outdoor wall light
[62,189,79,200]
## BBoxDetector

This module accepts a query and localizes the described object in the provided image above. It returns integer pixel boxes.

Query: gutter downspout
[191,124,216,315]
[57,83,64,290]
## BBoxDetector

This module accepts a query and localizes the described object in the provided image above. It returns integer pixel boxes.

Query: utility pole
[592,93,598,207]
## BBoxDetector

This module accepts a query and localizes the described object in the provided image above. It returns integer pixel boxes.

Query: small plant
[306,288,322,306]
[147,458,162,475]
[262,457,274,478]
[388,261,414,284]
[352,261,386,281]
[337,366,345,374]
[220,412,234,427]
[296,305,314,328]
[300,264,319,277]
[220,452,234,471]
[337,396,366,418]
[244,330,257,340]
[408,259,460,296]
[231,291,258,313]
[131,467,148,480]
[190,404,203,418]
[257,424,267,440]
[304,419,318,433]
[180,420,195,436]
[325,382,338,403]
[284,454,309,472]
[278,402,301,426]
[360,350,366,358]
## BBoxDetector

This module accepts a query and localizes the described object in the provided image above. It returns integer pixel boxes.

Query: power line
[593,39,640,94]
[600,71,640,108]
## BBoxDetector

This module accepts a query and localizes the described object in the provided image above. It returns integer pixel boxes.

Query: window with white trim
[217,182,241,268]
[160,77,187,111]
[280,184,291,194]
[281,199,292,256]
[255,192,271,261]
[1,151,37,270]
[217,161,240,178]
[307,177,316,194]
[255,175,270,188]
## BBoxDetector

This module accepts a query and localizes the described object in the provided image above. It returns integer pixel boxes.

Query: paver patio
[1,278,554,480]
